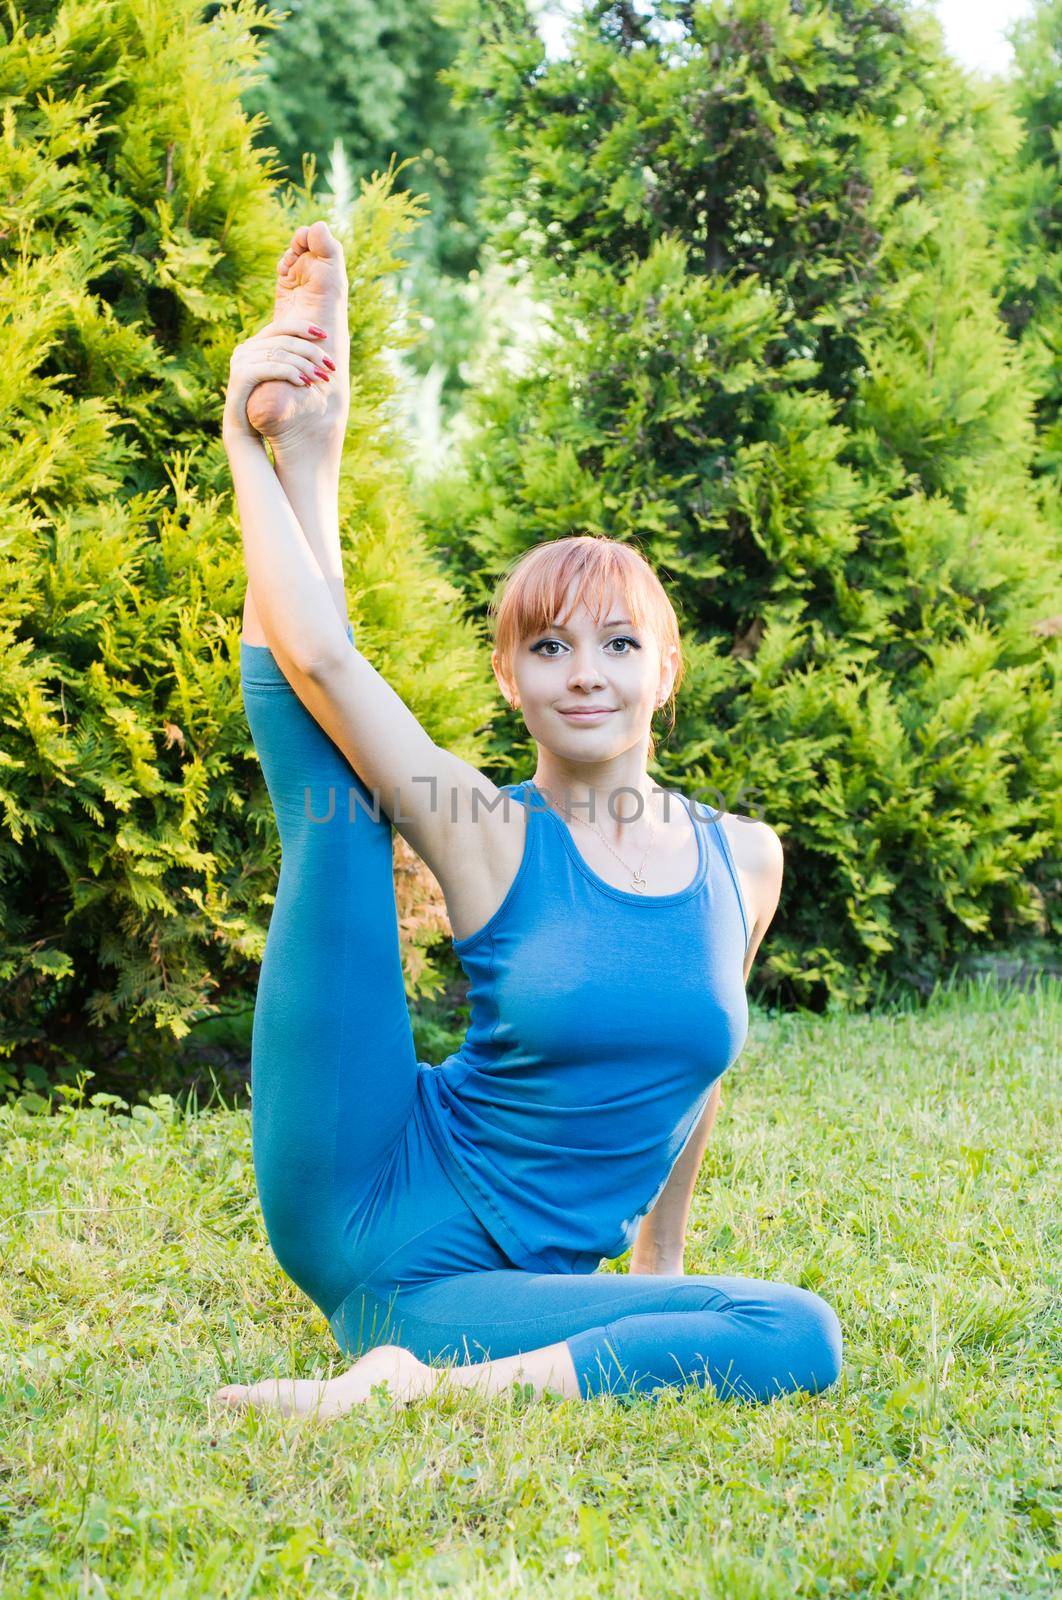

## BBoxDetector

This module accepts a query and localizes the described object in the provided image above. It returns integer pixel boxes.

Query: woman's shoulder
[714,810,784,937]
[715,809,782,872]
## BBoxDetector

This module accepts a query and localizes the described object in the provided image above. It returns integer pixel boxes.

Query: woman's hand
[222,321,333,450]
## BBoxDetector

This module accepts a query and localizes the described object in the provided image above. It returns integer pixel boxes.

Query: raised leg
[241,217,350,647]
[240,638,420,1319]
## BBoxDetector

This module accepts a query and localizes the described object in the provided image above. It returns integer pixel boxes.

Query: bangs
[490,535,677,667]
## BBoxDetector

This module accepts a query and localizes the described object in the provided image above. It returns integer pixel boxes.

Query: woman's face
[495,589,677,759]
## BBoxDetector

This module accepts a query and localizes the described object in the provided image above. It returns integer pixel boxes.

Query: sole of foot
[245,218,350,456]
[214,1345,437,1420]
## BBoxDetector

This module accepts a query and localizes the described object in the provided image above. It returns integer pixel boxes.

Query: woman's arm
[629,1079,723,1275]
[241,449,348,647]
[226,433,350,677]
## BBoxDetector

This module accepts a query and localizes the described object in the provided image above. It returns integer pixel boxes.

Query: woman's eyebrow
[546,617,634,631]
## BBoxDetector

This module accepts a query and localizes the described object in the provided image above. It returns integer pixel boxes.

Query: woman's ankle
[270,441,342,489]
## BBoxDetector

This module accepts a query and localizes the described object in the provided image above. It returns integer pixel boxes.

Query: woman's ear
[657,642,680,706]
[491,650,517,708]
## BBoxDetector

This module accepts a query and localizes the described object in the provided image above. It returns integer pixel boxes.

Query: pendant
[630,871,647,892]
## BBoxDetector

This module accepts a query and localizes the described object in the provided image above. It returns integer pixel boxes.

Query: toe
[307,218,342,260]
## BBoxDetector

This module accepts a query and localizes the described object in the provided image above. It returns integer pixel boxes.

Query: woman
[214,221,842,1417]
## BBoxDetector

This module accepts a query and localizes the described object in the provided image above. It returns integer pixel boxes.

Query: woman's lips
[558,708,614,718]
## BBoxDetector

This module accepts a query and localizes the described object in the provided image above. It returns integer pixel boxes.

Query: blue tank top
[416,779,751,1274]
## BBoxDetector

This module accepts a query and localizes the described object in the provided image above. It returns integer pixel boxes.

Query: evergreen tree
[235,0,494,412]
[0,0,496,1091]
[423,0,1061,1010]
[990,0,1061,483]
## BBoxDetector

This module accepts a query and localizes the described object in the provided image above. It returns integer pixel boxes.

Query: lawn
[1,975,1057,1597]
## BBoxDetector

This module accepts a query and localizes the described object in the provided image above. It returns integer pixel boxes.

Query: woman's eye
[530,636,641,657]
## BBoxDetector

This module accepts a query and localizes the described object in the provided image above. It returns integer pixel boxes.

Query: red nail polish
[313,367,329,380]
[308,324,327,337]
[300,375,312,385]
[322,356,336,371]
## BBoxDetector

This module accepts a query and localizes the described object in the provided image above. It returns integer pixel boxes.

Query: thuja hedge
[0,0,496,1089]
[423,0,1061,1009]
[990,0,1061,483]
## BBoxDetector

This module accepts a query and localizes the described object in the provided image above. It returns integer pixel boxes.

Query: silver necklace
[542,785,656,893]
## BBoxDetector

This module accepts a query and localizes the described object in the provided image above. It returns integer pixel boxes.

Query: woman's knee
[786,1284,843,1394]
[726,1278,843,1396]
[259,1204,354,1321]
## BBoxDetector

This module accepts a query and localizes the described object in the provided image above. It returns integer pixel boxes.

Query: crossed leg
[219,1269,843,1416]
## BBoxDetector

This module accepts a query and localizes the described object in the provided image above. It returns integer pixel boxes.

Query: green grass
[1,975,1058,1597]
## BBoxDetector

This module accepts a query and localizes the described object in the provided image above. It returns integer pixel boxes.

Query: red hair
[489,536,685,760]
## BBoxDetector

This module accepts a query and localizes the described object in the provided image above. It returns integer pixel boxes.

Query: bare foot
[214,1344,440,1420]
[245,218,350,458]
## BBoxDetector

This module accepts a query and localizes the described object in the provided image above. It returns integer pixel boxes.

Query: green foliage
[0,0,496,1087]
[422,0,1062,1010]
[989,0,1061,481]
[236,0,495,410]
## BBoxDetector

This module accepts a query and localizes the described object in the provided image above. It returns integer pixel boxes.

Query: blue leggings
[240,637,843,1404]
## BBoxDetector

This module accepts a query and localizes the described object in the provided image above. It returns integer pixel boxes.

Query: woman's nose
[568,658,605,688]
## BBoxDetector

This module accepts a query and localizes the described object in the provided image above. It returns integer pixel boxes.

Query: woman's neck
[529,766,663,839]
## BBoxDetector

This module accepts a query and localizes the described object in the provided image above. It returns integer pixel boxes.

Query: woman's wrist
[629,1238,685,1275]
[223,426,267,459]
